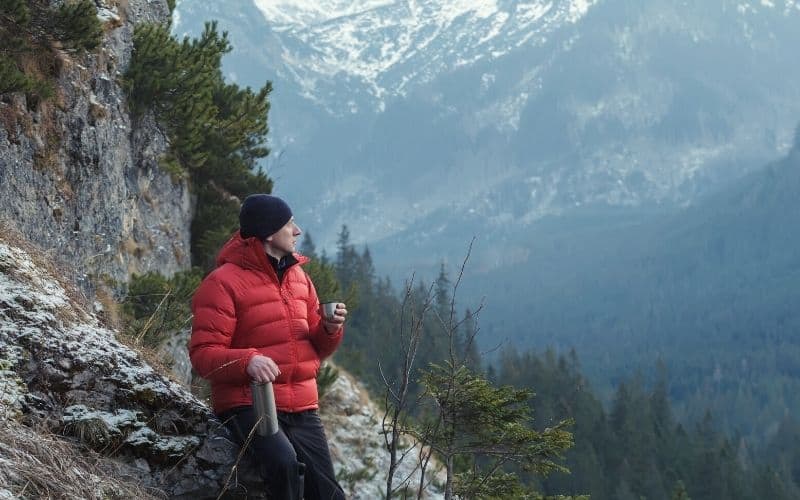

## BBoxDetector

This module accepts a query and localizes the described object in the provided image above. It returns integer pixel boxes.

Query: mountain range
[174,0,800,261]
[172,0,800,437]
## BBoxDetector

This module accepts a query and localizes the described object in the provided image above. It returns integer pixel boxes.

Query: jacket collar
[216,232,309,276]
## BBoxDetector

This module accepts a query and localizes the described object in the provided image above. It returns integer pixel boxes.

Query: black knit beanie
[239,194,293,240]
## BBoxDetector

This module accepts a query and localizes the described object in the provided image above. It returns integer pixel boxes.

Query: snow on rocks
[0,241,243,497]
[322,369,445,498]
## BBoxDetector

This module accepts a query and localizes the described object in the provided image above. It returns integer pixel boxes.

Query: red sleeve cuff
[243,349,260,378]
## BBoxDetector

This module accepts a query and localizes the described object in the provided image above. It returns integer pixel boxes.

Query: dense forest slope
[476,134,800,441]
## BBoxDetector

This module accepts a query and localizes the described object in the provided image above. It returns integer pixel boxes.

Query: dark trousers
[221,407,345,500]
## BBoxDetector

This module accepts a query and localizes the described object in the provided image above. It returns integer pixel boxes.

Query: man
[190,194,347,499]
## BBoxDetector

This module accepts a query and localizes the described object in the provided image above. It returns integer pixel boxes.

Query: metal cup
[320,301,338,320]
[250,381,279,436]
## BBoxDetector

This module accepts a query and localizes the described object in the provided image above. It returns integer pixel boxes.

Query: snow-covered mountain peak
[253,0,396,27]
[737,0,800,14]
[251,0,599,111]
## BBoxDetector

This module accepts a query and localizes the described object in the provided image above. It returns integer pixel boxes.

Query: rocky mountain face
[0,236,442,498]
[174,0,800,276]
[0,0,191,301]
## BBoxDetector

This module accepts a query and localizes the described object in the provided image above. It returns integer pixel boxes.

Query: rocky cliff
[0,0,191,300]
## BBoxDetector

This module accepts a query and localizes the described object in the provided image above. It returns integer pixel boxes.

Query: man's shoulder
[202,263,263,291]
[204,263,241,282]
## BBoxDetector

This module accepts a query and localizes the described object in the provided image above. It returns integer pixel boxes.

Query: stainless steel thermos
[251,381,279,436]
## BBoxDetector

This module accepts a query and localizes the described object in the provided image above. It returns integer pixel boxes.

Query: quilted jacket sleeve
[305,274,343,360]
[189,274,258,384]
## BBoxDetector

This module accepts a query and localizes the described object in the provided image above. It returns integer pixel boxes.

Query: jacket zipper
[278,277,295,410]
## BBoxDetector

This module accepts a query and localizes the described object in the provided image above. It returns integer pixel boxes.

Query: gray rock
[0,0,191,302]
[0,242,263,498]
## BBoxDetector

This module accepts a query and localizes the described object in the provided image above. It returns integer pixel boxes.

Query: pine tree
[51,0,103,51]
[0,55,29,94]
[0,0,30,27]
[671,480,691,500]
[435,261,451,320]
[125,20,275,267]
[418,362,574,499]
[299,233,317,258]
[752,467,788,500]
[303,258,342,305]
[333,225,360,305]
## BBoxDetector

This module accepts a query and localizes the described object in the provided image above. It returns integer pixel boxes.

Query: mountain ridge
[175,0,800,257]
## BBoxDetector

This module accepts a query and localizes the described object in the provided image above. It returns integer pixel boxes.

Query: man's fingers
[248,355,281,383]
[266,359,281,380]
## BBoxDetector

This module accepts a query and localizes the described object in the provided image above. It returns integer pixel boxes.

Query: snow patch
[253,0,395,26]
[240,0,598,112]
[63,405,143,434]
[0,345,26,419]
[568,0,596,22]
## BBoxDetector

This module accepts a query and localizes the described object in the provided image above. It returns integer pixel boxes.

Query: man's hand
[323,302,347,334]
[247,354,281,383]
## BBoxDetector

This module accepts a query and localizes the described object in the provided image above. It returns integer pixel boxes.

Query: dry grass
[120,237,143,260]
[0,100,21,144]
[88,101,108,124]
[94,285,123,330]
[0,419,166,499]
[115,329,181,382]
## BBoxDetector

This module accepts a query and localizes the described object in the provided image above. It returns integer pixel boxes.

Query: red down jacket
[189,233,343,415]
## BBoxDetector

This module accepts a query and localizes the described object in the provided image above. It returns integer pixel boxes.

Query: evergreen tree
[0,0,30,29]
[299,232,317,258]
[51,0,103,51]
[0,55,29,94]
[751,466,789,500]
[303,258,342,305]
[417,362,573,499]
[125,21,274,268]
[435,261,451,320]
[794,121,800,151]
[335,225,358,287]
[671,480,691,500]
[763,417,800,495]
[354,247,375,296]
[190,185,240,271]
[332,225,359,305]
[1,0,97,99]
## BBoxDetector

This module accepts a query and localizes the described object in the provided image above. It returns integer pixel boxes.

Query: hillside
[472,140,800,441]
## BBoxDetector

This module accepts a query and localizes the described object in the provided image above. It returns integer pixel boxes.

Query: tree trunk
[444,455,454,500]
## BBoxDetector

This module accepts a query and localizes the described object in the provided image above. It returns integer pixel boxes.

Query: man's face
[265,217,302,258]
